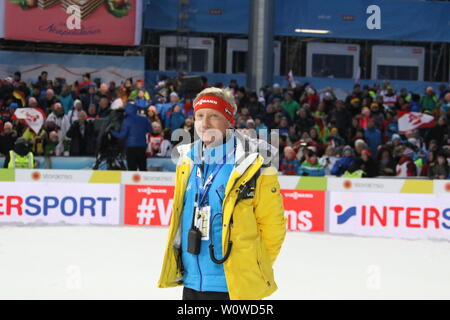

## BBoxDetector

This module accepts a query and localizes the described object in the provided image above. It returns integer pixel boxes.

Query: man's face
[3,124,12,134]
[194,108,231,146]
[46,90,54,99]
[99,98,109,109]
[29,98,38,108]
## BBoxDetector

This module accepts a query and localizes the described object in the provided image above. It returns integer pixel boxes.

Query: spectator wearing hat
[300,87,320,112]
[6,137,34,169]
[331,146,356,177]
[68,99,83,125]
[382,85,397,111]
[298,149,325,176]
[396,148,417,177]
[111,102,152,171]
[267,83,283,104]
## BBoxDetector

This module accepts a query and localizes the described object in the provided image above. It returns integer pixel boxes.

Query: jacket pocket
[256,248,271,288]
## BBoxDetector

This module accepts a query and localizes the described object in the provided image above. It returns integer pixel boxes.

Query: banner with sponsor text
[4,0,142,45]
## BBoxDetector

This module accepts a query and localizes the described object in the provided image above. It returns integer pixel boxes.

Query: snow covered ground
[0,225,449,300]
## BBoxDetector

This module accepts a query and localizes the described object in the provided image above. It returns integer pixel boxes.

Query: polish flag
[398,111,435,132]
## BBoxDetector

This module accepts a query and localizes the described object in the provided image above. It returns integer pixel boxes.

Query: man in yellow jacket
[158,87,286,300]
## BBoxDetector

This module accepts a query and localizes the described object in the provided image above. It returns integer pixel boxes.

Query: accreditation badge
[194,206,211,241]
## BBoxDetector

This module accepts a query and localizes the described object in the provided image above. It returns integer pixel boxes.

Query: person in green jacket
[281,91,300,121]
[420,86,437,114]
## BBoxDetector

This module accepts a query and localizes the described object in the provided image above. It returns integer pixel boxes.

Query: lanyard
[194,138,235,208]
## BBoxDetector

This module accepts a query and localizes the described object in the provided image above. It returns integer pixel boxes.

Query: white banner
[329,191,450,241]
[0,182,121,225]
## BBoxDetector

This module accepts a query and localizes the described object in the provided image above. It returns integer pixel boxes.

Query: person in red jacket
[396,148,417,177]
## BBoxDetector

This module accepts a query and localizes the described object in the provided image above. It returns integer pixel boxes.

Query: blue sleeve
[111,120,130,140]
[330,160,341,176]
[146,119,152,134]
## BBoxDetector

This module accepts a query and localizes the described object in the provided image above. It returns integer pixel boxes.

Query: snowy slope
[0,226,449,300]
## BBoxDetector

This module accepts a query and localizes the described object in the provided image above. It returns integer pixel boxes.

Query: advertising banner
[4,0,142,45]
[124,184,326,232]
[282,189,325,232]
[329,191,450,241]
[124,185,175,227]
[0,0,5,38]
[0,182,121,225]
[327,177,434,194]
[121,172,175,186]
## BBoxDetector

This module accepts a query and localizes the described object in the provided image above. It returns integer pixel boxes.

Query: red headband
[194,94,234,124]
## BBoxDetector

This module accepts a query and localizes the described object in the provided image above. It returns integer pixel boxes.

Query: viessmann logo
[137,187,168,196]
[333,204,450,229]
[284,191,314,200]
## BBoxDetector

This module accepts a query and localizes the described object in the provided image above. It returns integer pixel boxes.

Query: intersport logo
[329,192,450,241]
[333,204,450,229]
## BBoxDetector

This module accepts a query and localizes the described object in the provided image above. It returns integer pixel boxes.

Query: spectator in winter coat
[377,148,396,176]
[98,97,111,118]
[46,103,70,156]
[319,145,338,175]
[420,86,437,114]
[428,153,449,179]
[396,148,417,177]
[0,122,18,168]
[66,111,95,156]
[365,119,382,156]
[331,146,355,177]
[111,102,152,171]
[165,104,186,134]
[281,146,300,175]
[59,85,74,114]
[298,149,325,176]
[281,92,300,121]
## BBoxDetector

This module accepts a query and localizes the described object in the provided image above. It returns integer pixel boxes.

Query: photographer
[111,102,151,171]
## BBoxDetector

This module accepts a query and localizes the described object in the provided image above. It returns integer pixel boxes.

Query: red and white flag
[12,108,46,134]
[397,111,435,132]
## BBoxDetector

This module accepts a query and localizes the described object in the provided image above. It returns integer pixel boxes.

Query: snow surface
[0,225,449,300]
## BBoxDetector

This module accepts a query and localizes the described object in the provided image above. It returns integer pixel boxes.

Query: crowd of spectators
[0,70,449,178]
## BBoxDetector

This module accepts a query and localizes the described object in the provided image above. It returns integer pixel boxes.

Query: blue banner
[144,0,250,34]
[145,0,450,42]
[276,0,450,42]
